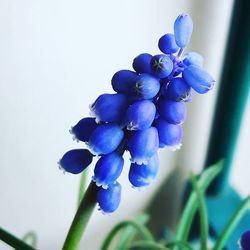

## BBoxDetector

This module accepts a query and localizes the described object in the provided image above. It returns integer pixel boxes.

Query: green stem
[190,173,208,250]
[101,220,154,250]
[0,228,35,250]
[129,240,170,250]
[77,170,88,207]
[62,181,98,250]
[213,196,250,250]
[175,160,223,241]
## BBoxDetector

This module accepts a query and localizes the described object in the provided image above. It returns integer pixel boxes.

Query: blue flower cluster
[59,14,215,213]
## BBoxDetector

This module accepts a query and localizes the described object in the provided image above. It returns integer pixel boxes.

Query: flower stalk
[62,181,98,250]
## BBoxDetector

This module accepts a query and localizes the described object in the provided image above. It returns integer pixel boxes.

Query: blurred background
[0,0,249,249]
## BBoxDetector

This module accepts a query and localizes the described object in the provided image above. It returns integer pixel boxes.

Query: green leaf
[189,173,208,250]
[101,220,154,250]
[213,195,250,250]
[175,160,223,242]
[129,240,170,250]
[0,227,35,250]
[116,214,150,250]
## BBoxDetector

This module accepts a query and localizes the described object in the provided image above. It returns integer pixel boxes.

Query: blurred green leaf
[190,173,208,250]
[116,213,150,250]
[213,195,250,250]
[175,160,223,242]
[166,240,194,250]
[101,220,154,250]
[22,231,38,248]
[0,227,35,250]
[129,240,170,250]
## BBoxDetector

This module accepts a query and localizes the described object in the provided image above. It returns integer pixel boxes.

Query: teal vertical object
[205,0,250,194]
[203,1,250,249]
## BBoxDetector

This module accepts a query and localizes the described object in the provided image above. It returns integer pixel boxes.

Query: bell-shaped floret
[127,127,159,165]
[70,117,98,142]
[155,118,183,151]
[90,93,129,123]
[133,74,160,99]
[183,65,215,94]
[133,53,152,74]
[183,52,204,67]
[158,33,179,54]
[174,13,193,48]
[111,70,137,93]
[164,78,191,102]
[126,100,156,130]
[88,124,124,155]
[93,152,124,188]
[97,182,122,213]
[158,99,187,124]
[129,153,159,187]
[150,54,173,78]
[59,149,93,174]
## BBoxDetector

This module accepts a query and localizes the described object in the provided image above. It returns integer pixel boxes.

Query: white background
[0,0,249,249]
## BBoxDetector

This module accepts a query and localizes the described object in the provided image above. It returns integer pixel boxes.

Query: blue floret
[158,33,179,54]
[111,70,138,93]
[155,118,183,151]
[90,93,129,123]
[126,100,156,130]
[158,99,187,124]
[97,182,122,213]
[163,77,191,102]
[133,73,160,99]
[88,124,124,155]
[129,153,159,187]
[150,54,173,78]
[133,53,153,74]
[174,13,193,48]
[183,65,215,94]
[59,149,93,174]
[127,127,159,165]
[93,152,124,188]
[71,117,98,142]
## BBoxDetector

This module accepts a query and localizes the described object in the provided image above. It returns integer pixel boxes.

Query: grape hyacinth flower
[59,13,215,213]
